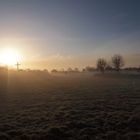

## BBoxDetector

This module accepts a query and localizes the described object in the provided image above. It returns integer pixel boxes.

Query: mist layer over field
[0,71,140,140]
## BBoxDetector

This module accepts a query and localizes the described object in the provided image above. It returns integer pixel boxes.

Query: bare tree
[112,54,124,72]
[96,58,107,73]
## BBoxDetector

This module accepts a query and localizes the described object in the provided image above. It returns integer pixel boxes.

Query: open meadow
[0,71,140,140]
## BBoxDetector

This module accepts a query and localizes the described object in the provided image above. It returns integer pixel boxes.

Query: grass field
[0,71,140,140]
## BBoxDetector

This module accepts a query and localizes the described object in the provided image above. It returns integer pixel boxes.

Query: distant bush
[83,66,96,72]
[51,69,58,73]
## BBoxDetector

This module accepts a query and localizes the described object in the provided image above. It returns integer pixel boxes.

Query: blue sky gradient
[0,0,140,69]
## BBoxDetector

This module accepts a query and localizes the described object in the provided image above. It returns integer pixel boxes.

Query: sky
[0,0,140,70]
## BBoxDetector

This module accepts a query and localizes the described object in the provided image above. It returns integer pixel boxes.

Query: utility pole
[15,62,21,71]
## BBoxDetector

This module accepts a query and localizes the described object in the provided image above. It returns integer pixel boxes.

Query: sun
[0,48,21,66]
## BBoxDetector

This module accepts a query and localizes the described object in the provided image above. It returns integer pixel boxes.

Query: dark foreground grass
[0,71,140,140]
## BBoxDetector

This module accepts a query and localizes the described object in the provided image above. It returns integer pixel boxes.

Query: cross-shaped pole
[15,62,21,71]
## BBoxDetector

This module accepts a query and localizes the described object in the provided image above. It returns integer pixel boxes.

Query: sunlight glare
[0,48,21,66]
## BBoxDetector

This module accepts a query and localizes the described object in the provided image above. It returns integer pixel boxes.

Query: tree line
[51,54,126,73]
[0,54,139,74]
[51,54,140,74]
[96,54,124,73]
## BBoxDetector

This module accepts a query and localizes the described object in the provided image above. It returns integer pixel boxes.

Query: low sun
[0,48,21,66]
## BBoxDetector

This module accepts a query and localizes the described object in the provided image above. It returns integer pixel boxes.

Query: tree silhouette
[96,58,107,73]
[112,54,124,72]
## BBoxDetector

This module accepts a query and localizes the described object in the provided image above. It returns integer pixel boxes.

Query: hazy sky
[0,0,140,70]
